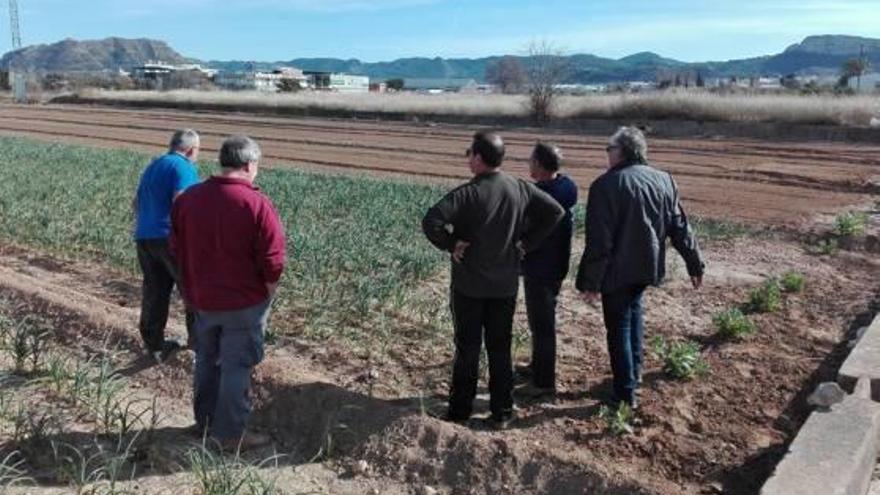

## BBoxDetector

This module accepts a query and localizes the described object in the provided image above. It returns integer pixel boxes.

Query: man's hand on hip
[452,240,471,264]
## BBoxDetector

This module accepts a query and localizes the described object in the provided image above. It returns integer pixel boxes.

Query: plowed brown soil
[1,103,880,494]
[1,103,879,226]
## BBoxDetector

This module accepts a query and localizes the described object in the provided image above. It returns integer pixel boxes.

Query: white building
[131,61,216,83]
[215,67,308,92]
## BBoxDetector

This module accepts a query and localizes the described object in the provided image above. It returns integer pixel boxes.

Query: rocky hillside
[0,37,188,72]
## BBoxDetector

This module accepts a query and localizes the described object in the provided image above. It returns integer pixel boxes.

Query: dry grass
[76,88,880,126]
[79,88,528,117]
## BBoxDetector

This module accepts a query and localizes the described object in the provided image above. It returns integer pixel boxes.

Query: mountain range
[2,35,878,84]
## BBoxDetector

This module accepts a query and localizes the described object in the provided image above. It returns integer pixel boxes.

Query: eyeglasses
[605,145,619,152]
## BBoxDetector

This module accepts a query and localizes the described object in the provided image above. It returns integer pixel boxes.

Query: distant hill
[0,37,188,72]
[3,34,879,83]
[211,35,880,83]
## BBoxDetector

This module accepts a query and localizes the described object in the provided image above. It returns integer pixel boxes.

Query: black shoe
[483,413,514,430]
[515,383,557,402]
[609,393,638,411]
[513,364,533,385]
[152,339,183,364]
[431,409,469,425]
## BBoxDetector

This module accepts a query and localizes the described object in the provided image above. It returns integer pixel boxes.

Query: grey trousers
[193,299,271,441]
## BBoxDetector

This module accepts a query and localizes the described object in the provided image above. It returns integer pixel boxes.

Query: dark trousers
[523,277,562,389]
[136,239,195,352]
[601,285,647,404]
[448,290,516,420]
[194,299,270,440]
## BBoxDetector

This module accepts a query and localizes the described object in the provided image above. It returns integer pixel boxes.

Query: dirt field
[0,102,879,494]
[1,103,878,226]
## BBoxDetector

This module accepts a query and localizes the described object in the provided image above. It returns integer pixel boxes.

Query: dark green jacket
[422,171,564,298]
[576,162,704,294]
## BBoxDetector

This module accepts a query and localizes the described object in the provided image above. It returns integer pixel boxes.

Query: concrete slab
[840,315,880,400]
[761,396,880,495]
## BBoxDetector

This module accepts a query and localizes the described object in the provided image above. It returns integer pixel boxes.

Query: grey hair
[169,129,200,152]
[609,126,648,164]
[219,135,262,169]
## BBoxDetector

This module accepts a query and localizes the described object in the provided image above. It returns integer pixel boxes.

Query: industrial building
[131,61,216,85]
[304,71,370,93]
[215,67,308,92]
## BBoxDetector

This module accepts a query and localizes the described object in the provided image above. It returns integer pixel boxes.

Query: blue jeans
[601,285,646,404]
[193,299,270,441]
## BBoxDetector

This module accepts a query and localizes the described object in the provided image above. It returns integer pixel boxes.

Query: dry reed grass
[78,88,880,126]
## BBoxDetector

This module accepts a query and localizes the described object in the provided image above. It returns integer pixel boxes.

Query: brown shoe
[218,431,272,452]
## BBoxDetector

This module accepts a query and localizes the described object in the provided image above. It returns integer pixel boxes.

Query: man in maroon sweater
[171,135,285,450]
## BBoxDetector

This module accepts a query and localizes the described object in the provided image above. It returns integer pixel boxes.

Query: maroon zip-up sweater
[170,176,286,311]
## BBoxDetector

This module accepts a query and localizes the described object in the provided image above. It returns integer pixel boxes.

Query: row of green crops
[0,136,745,349]
[0,136,448,341]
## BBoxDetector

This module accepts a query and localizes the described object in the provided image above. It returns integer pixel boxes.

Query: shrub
[748,279,782,313]
[780,271,806,293]
[650,335,709,380]
[713,308,756,339]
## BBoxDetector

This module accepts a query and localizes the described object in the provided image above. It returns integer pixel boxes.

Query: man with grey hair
[576,126,704,410]
[134,129,201,364]
[171,135,286,450]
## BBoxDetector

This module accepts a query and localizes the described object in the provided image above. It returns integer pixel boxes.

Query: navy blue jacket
[523,174,578,281]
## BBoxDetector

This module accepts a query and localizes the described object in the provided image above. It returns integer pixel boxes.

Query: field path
[1,103,879,226]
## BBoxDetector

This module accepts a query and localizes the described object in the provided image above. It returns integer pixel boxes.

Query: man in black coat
[423,131,564,427]
[576,126,705,409]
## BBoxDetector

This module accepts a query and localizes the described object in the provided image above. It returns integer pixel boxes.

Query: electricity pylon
[8,0,26,103]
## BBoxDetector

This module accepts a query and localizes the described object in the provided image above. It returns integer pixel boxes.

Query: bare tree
[525,40,569,125]
[485,56,526,94]
[841,58,869,90]
[165,70,213,91]
[277,78,303,92]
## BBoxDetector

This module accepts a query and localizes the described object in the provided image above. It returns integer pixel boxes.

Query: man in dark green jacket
[576,126,705,410]
[423,131,564,427]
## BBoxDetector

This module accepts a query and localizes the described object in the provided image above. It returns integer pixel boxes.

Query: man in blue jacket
[133,129,201,364]
[576,126,704,410]
[520,143,578,399]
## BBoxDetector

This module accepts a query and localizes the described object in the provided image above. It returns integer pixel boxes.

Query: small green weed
[651,335,709,380]
[1,317,50,374]
[748,279,782,313]
[597,403,634,436]
[692,218,749,242]
[834,211,868,237]
[0,451,30,488]
[815,238,839,256]
[780,271,806,293]
[188,445,281,495]
[713,308,756,339]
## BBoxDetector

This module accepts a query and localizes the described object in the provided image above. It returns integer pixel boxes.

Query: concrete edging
[761,314,880,495]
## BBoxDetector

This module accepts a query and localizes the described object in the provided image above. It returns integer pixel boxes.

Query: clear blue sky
[8,0,880,62]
